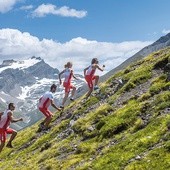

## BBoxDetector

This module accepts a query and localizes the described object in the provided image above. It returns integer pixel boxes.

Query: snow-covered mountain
[0,57,85,130]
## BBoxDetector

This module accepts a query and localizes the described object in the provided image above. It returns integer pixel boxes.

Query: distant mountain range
[0,56,85,130]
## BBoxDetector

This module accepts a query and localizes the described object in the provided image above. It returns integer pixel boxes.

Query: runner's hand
[58,108,62,111]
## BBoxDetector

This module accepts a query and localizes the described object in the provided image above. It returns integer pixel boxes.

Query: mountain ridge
[101,32,170,82]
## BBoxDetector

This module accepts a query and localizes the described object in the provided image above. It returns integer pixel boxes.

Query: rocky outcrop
[26,60,59,79]
[0,59,17,67]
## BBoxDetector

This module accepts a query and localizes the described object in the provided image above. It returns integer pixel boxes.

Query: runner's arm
[0,112,3,120]
[8,112,23,123]
[96,64,104,71]
[51,100,61,111]
[58,70,65,84]
[70,70,78,80]
[84,66,89,77]
[39,97,42,103]
[73,74,79,80]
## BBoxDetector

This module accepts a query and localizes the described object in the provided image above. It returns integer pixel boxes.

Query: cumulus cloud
[0,28,152,74]
[0,0,20,13]
[20,5,33,11]
[162,29,170,35]
[31,3,87,18]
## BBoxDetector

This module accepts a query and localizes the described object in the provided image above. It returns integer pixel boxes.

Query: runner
[59,62,78,109]
[84,58,105,98]
[0,103,23,152]
[38,84,61,130]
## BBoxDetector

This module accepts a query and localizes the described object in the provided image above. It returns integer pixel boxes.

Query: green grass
[150,74,170,95]
[1,47,170,170]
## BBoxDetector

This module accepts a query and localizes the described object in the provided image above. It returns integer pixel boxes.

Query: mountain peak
[1,56,42,67]
[31,56,42,60]
[0,57,43,72]
[1,59,17,66]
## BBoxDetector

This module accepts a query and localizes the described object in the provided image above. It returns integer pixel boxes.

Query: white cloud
[20,5,33,11]
[32,4,87,18]
[162,29,170,35]
[0,28,152,75]
[0,0,20,13]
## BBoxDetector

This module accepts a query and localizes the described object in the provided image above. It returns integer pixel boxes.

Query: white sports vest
[0,110,11,129]
[38,91,54,109]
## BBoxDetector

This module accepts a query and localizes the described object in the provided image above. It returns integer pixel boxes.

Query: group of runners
[0,58,105,152]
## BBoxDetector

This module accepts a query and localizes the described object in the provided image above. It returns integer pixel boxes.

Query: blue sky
[0,0,170,74]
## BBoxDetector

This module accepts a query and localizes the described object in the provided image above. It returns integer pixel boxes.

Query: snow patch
[0,97,6,103]
[17,86,30,100]
[0,58,41,73]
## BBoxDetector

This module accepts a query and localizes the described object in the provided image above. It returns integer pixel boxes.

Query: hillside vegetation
[0,48,170,170]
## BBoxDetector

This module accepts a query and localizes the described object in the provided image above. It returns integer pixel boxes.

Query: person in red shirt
[38,84,61,130]
[59,62,78,108]
[0,103,23,152]
[84,58,105,98]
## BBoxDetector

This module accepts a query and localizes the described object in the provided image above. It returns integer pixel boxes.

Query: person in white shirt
[38,84,61,130]
[59,62,78,108]
[0,103,23,152]
[84,58,105,98]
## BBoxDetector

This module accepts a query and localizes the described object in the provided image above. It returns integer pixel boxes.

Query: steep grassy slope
[0,48,170,170]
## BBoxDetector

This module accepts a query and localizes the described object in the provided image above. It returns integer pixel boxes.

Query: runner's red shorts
[85,75,96,89]
[63,82,74,93]
[0,128,14,142]
[39,108,53,118]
